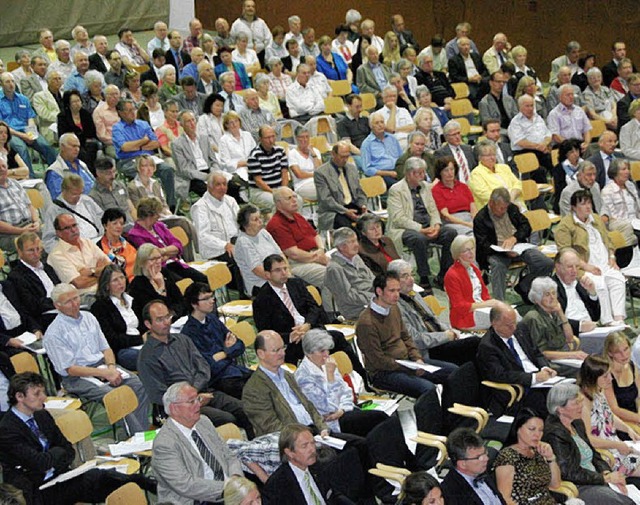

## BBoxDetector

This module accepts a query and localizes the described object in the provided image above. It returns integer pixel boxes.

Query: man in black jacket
[616,73,640,133]
[415,53,455,107]
[448,37,489,106]
[473,187,553,301]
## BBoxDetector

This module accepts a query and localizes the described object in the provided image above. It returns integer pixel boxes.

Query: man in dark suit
[415,53,455,107]
[441,428,506,505]
[448,37,489,106]
[483,118,517,175]
[282,39,303,76]
[616,73,640,133]
[8,233,60,331]
[88,35,110,74]
[140,48,165,85]
[602,41,636,87]
[391,14,419,53]
[435,121,477,183]
[587,130,618,189]
[165,30,191,76]
[476,302,556,416]
[0,372,154,505]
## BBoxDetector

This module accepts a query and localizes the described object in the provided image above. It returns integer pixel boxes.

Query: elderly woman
[266,57,292,102]
[97,208,137,281]
[288,126,320,200]
[555,189,626,325]
[444,235,498,330]
[232,34,260,76]
[619,99,640,161]
[572,54,596,92]
[468,139,524,210]
[81,70,105,115]
[215,46,251,89]
[521,277,588,377]
[543,382,634,505]
[494,408,561,505]
[57,89,99,171]
[201,33,217,65]
[390,72,415,112]
[317,35,355,93]
[155,100,182,157]
[583,67,617,130]
[414,109,442,152]
[0,121,28,177]
[294,329,387,437]
[223,476,261,505]
[254,73,282,119]
[127,197,206,284]
[137,80,164,129]
[90,264,143,371]
[602,159,640,245]
[397,472,444,505]
[218,111,256,182]
[397,59,418,103]
[603,333,640,429]
[121,71,143,109]
[515,75,548,118]
[578,355,640,476]
[11,49,31,81]
[196,93,225,151]
[157,64,182,104]
[415,85,446,133]
[128,243,188,329]
[510,45,542,95]
[431,156,476,235]
[551,138,583,213]
[356,214,399,275]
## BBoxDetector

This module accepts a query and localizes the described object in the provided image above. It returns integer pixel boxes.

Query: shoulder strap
[53,199,100,234]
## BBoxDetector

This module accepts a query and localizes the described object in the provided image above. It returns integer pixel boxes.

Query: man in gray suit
[434,120,477,184]
[19,55,49,102]
[314,141,367,231]
[355,46,391,107]
[152,381,243,505]
[171,110,218,199]
[174,76,207,117]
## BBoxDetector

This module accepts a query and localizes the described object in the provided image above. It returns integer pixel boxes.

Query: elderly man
[305,55,332,99]
[324,227,375,320]
[300,28,320,58]
[174,76,206,117]
[214,18,235,49]
[152,382,243,505]
[104,50,126,89]
[165,31,191,76]
[70,25,94,58]
[88,35,111,73]
[474,188,553,301]
[0,157,40,254]
[247,125,290,212]
[230,0,272,65]
[441,428,506,505]
[115,28,149,67]
[147,21,170,56]
[415,53,455,107]
[508,94,553,175]
[180,47,204,81]
[49,40,74,81]
[63,51,90,93]
[391,14,419,53]
[377,85,415,149]
[587,130,618,189]
[0,72,57,177]
[239,88,278,141]
[182,18,204,54]
[477,302,555,416]
[218,71,246,113]
[33,28,57,63]
[356,46,391,106]
[559,160,605,216]
[482,33,512,75]
[478,70,518,131]
[395,131,436,180]
[197,60,220,95]
[315,141,368,231]
[434,120,477,183]
[285,63,324,122]
[549,41,581,83]
[361,111,403,187]
[44,132,95,200]
[88,157,135,225]
[92,84,120,157]
[358,19,384,53]
[448,36,489,106]
[547,84,592,149]
[18,55,49,102]
[387,156,455,292]
[284,15,303,44]
[44,283,150,430]
[445,22,479,59]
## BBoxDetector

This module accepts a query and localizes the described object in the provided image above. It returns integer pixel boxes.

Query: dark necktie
[507,338,523,368]
[473,473,487,488]
[191,430,224,480]
[228,95,236,111]
[27,417,49,450]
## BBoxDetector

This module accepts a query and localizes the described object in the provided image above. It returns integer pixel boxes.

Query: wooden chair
[521,179,540,202]
[514,152,539,176]
[423,295,445,316]
[103,385,139,440]
[309,135,331,154]
[176,278,194,295]
[205,262,233,292]
[227,321,256,347]
[551,148,559,167]
[360,176,387,213]
[10,352,39,373]
[215,422,243,441]
[359,93,377,111]
[26,188,45,209]
[412,431,448,467]
[307,285,322,306]
[324,96,346,115]
[631,161,640,182]
[589,119,606,139]
[329,80,351,96]
[7,61,19,72]
[106,483,147,505]
[455,117,482,137]
[450,98,474,117]
[275,140,290,153]
[525,209,553,235]
[368,463,410,484]
[451,82,469,99]
[130,64,150,74]
[55,410,95,462]
[169,226,189,248]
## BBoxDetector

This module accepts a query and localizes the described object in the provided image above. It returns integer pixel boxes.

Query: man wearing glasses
[441,427,506,504]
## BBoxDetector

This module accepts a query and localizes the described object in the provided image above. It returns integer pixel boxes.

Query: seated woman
[317,35,356,93]
[255,75,283,119]
[397,59,418,108]
[494,408,561,505]
[601,158,640,251]
[127,197,207,284]
[223,476,262,505]
[603,332,640,431]
[81,70,105,115]
[415,85,446,137]
[196,93,225,150]
[231,34,260,76]
[583,67,617,131]
[90,265,143,371]
[157,64,182,104]
[96,208,137,281]
[266,57,292,104]
[619,99,640,161]
[578,355,640,476]
[431,156,476,235]
[544,382,634,505]
[396,472,445,505]
[136,80,165,130]
[0,121,29,180]
[218,111,256,186]
[57,89,99,172]
[155,100,182,159]
[264,25,287,63]
[444,235,499,330]
[555,189,626,325]
[181,283,252,400]
[515,75,547,119]
[128,243,188,329]
[356,214,399,275]
[121,71,143,109]
[390,72,416,113]
[288,126,321,201]
[511,45,542,96]
[214,46,251,90]
[551,138,583,213]
[520,277,588,377]
[382,31,401,71]
[294,329,387,437]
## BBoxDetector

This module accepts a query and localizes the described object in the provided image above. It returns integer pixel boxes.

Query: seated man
[445,22,480,59]
[395,131,437,181]
[173,76,206,117]
[45,133,95,200]
[0,372,155,505]
[181,283,252,399]
[478,71,518,132]
[415,53,455,107]
[114,27,149,67]
[324,227,375,321]
[8,232,60,331]
[477,302,555,416]
[147,21,170,56]
[507,95,553,176]
[180,47,204,80]
[559,160,605,216]
[104,50,127,89]
[337,93,370,152]
[19,55,49,103]
[141,49,164,85]
[448,37,489,107]
[482,118,517,174]
[387,157,456,292]
[306,55,332,99]
[63,51,90,93]
[33,28,57,64]
[376,85,415,149]
[300,28,320,58]
[0,157,40,254]
[218,71,247,113]
[197,60,221,95]
[32,71,63,145]
[285,63,324,122]
[361,111,403,188]
[89,35,112,74]
[48,40,74,82]
[357,272,454,398]
[547,84,592,150]
[473,187,554,301]
[587,131,618,190]
[153,381,242,505]
[356,46,391,106]
[88,156,136,226]
[46,213,111,299]
[92,84,121,158]
[314,141,368,231]
[137,300,253,436]
[239,88,278,142]
[165,31,191,76]
[0,72,57,177]
[549,41,581,83]
[44,284,150,432]
[112,98,176,208]
[282,39,302,76]
[434,120,477,184]
[482,32,512,75]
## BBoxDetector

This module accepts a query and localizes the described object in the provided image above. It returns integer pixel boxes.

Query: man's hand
[7,338,23,348]
[535,367,557,383]
[501,236,517,250]
[103,368,123,387]
[324,409,344,422]
[212,351,227,361]
[314,250,329,266]
[445,330,459,341]
[579,275,596,296]
[583,264,602,276]
[225,242,235,256]
[345,209,359,221]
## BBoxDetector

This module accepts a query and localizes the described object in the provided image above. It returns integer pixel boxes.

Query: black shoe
[419,278,433,295]
[131,474,157,494]
[433,277,444,290]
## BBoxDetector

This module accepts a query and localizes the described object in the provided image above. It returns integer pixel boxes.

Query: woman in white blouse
[288,126,321,200]
[620,99,640,160]
[331,25,355,66]
[601,159,640,239]
[196,93,225,152]
[231,34,260,76]
[218,111,256,182]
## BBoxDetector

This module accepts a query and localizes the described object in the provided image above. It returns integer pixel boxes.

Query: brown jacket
[554,213,613,265]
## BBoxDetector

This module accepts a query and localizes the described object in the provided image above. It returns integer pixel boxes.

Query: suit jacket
[478,92,518,125]
[263,461,346,505]
[552,273,600,336]
[89,297,143,357]
[152,416,243,505]
[395,29,420,53]
[554,213,612,265]
[253,277,329,345]
[617,92,638,133]
[242,367,328,436]
[165,49,191,76]
[314,160,367,231]
[441,467,506,505]
[587,151,617,190]
[355,62,392,95]
[0,409,75,505]
[171,132,217,198]
[173,92,207,116]
[497,141,517,175]
[197,79,222,95]
[140,67,159,85]
[88,53,108,73]
[434,144,477,172]
[386,178,441,254]
[7,261,60,331]
[31,89,60,144]
[448,53,488,84]
[20,75,46,102]
[415,70,455,106]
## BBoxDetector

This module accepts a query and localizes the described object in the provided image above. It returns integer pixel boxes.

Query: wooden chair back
[103,385,139,425]
[10,352,39,374]
[106,483,147,505]
[206,262,233,291]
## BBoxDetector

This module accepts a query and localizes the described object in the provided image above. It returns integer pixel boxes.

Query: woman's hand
[617,441,633,455]
[604,471,627,485]
[536,441,555,460]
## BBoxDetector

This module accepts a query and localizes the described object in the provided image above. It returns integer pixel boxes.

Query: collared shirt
[547,103,592,142]
[147,36,170,56]
[89,180,133,223]
[267,211,318,252]
[360,132,403,176]
[230,16,273,54]
[0,285,21,330]
[377,105,414,145]
[21,259,55,297]
[93,102,119,144]
[490,210,517,244]
[247,143,287,188]
[49,60,75,82]
[11,407,54,479]
[110,293,139,336]
[336,114,370,148]
[289,462,326,505]
[112,119,158,160]
[286,81,324,118]
[572,213,609,265]
[270,283,305,325]
[45,156,95,200]
[186,135,209,171]
[47,237,109,295]
[43,194,103,252]
[508,112,552,151]
[308,72,331,99]
[411,186,430,227]
[456,470,503,505]
[191,192,240,259]
[63,71,87,93]
[239,107,277,142]
[0,92,35,131]
[268,72,292,100]
[182,35,200,54]
[560,279,592,323]
[370,299,390,316]
[220,90,247,114]
[170,418,216,481]
[114,41,145,66]
[260,365,313,425]
[369,62,388,91]
[463,54,480,79]
[0,178,31,225]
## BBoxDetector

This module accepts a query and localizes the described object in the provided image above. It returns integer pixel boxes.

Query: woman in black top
[57,89,99,172]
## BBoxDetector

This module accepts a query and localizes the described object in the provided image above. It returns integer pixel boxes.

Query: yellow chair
[631,161,640,182]
[169,226,189,248]
[551,148,559,167]
[130,64,150,74]
[324,96,345,115]
[6,61,19,72]
[205,262,233,292]
[609,230,627,250]
[359,93,377,111]
[423,295,445,316]
[106,483,147,505]
[368,463,410,484]
[310,135,331,154]
[329,80,352,96]
[412,432,448,467]
[275,141,290,153]
[451,82,469,99]
[450,98,474,117]
[589,119,606,139]
[332,351,353,376]
[525,209,552,234]
[26,188,45,209]
[280,122,295,142]
[360,176,386,211]
[521,179,540,202]
[10,352,39,373]
[482,381,524,408]
[176,277,194,295]
[454,116,483,136]
[227,320,256,347]
[307,285,322,306]
[103,385,140,439]
[514,152,539,176]
[216,422,243,441]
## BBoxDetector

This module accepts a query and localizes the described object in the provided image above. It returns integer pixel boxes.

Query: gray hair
[236,33,250,42]
[474,139,497,158]
[518,94,534,107]
[59,132,79,147]
[220,71,235,85]
[547,382,580,415]
[558,83,574,95]
[162,381,191,416]
[577,160,596,174]
[608,158,629,180]
[294,126,310,138]
[490,187,511,203]
[528,276,558,305]
[586,67,602,78]
[272,186,295,204]
[288,15,301,25]
[443,120,461,136]
[333,227,357,248]
[396,58,412,71]
[566,41,581,54]
[224,476,258,505]
[381,85,398,98]
[157,64,175,80]
[207,170,228,185]
[345,9,362,24]
[14,49,30,62]
[254,73,269,89]
[408,130,427,144]
[45,70,61,83]
[388,259,412,275]
[84,69,104,88]
[450,235,476,261]
[51,283,77,304]
[302,329,335,355]
[55,39,70,50]
[415,84,431,99]
[404,156,427,176]
[71,25,86,39]
[368,111,385,127]
[266,57,282,71]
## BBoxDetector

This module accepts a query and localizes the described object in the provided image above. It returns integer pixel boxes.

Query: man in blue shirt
[0,72,57,177]
[360,111,402,188]
[111,99,176,207]
[63,51,90,93]
[44,132,95,200]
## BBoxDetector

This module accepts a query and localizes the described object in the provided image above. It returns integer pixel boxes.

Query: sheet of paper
[97,365,130,380]
[539,244,558,255]
[314,435,346,450]
[171,315,188,333]
[39,460,97,489]
[395,359,441,373]
[490,243,536,254]
[19,179,42,188]
[579,325,627,338]
[220,304,253,315]
[187,260,222,272]
[325,324,355,337]
[551,358,584,368]
[532,376,575,388]
[108,438,153,456]
[16,332,39,345]
[44,399,74,410]
[412,283,424,293]
[496,415,515,424]
[632,219,640,232]
[622,266,640,277]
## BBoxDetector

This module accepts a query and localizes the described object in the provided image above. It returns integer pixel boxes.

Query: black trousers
[339,409,389,438]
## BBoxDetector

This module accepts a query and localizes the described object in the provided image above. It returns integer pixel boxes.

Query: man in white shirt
[147,21,170,56]
[305,56,332,99]
[358,19,384,53]
[284,15,303,45]
[286,64,325,122]
[377,86,416,148]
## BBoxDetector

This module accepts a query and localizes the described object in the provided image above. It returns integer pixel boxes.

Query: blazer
[164,48,191,76]
[434,144,477,172]
[554,213,613,265]
[170,132,217,198]
[253,277,329,345]
[197,78,222,95]
[0,280,42,345]
[355,62,392,95]
[173,92,207,116]
[90,297,143,357]
[0,409,75,505]
[7,261,60,330]
[152,416,243,505]
[448,53,488,84]
[31,89,60,144]
[587,151,618,190]
[386,178,442,254]
[57,108,97,145]
[128,275,189,332]
[497,141,518,175]
[552,274,600,336]
[441,466,506,505]
[314,160,367,231]
[88,53,108,74]
[473,203,532,271]
[263,461,347,505]
[20,75,45,102]
[140,67,159,85]
[478,92,518,125]
[242,367,328,437]
[358,236,400,276]
[444,260,490,330]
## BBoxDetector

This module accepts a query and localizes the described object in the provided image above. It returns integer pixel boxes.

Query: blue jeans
[10,135,57,177]
[117,347,140,371]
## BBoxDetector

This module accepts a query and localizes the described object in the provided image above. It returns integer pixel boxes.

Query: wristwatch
[90,268,96,277]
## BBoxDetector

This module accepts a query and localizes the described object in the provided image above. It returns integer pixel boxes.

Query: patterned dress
[493,447,555,505]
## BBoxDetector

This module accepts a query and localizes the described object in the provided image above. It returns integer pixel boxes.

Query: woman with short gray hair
[254,73,282,119]
[294,329,387,437]
[82,70,105,115]
[288,126,320,200]
[356,213,399,275]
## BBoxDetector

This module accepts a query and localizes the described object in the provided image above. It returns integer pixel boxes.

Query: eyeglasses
[153,315,173,323]
[174,395,204,405]
[58,223,79,232]
[460,450,489,461]
[197,295,215,302]
[267,345,287,353]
